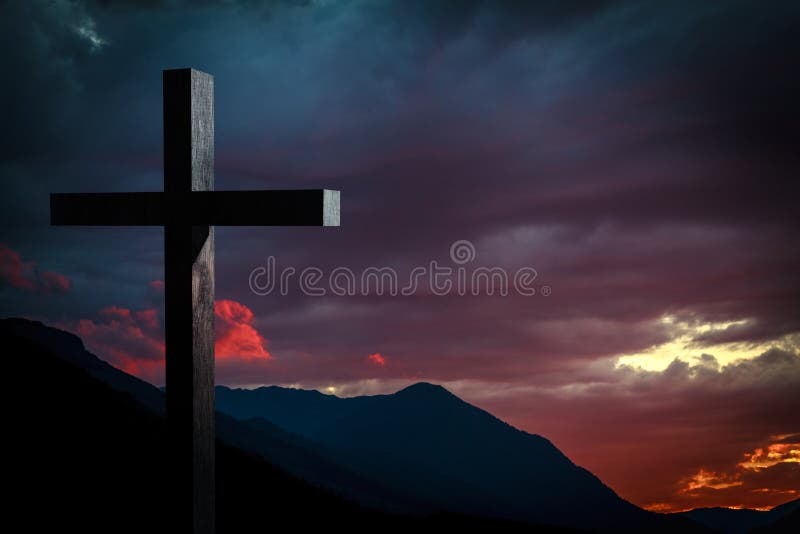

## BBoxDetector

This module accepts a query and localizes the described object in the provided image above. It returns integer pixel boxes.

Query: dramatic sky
[2,0,798,513]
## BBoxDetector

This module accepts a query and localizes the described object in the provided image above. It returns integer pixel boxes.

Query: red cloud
[0,243,71,293]
[99,305,133,321]
[135,308,159,330]
[215,299,271,361]
[0,243,34,290]
[149,280,164,292]
[65,298,271,384]
[74,305,165,383]
[367,353,387,366]
[38,270,71,293]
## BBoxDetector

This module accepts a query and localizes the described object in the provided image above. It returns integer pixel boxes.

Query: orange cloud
[367,353,387,366]
[215,299,271,361]
[644,434,800,512]
[738,437,800,471]
[642,503,675,513]
[679,469,743,493]
[0,243,71,293]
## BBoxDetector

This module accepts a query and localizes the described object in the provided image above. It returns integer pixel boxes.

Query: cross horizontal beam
[50,189,340,226]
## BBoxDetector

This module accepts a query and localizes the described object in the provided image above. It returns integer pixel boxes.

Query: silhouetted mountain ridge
[3,317,165,412]
[8,317,794,533]
[677,499,800,533]
[217,381,678,531]
[4,317,713,532]
[3,317,579,533]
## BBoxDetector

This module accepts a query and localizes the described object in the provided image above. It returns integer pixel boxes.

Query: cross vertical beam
[50,67,341,534]
[163,68,215,534]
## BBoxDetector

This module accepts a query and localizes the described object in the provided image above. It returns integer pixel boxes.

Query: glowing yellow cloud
[615,315,799,371]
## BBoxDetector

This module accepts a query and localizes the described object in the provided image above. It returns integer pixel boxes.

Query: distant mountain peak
[396,381,453,397]
[2,317,86,351]
[2,317,92,366]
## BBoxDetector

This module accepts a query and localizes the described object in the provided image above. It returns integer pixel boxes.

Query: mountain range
[216,382,656,530]
[677,500,800,534]
[4,317,797,532]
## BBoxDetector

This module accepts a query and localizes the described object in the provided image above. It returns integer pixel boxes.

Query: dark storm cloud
[0,1,96,161]
[2,0,798,361]
[4,0,798,361]
[365,0,616,45]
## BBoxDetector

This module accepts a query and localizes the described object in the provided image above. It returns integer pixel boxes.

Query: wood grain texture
[323,189,340,227]
[164,68,215,534]
[190,69,215,534]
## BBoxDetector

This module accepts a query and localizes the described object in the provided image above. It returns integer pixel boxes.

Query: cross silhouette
[50,68,340,534]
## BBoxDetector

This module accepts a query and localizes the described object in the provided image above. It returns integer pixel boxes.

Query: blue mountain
[217,383,671,531]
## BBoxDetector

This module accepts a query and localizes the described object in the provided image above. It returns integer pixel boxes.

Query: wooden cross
[50,68,340,534]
